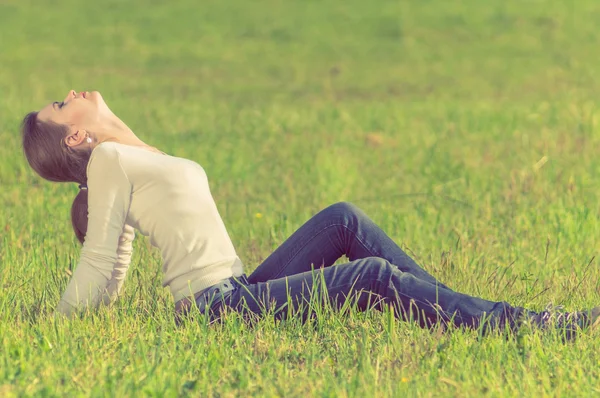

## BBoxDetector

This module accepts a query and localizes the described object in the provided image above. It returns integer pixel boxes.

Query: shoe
[528,304,600,340]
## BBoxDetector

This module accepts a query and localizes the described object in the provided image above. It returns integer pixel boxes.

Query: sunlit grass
[1,0,600,396]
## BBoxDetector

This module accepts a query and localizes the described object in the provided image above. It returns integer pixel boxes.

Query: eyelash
[59,101,65,108]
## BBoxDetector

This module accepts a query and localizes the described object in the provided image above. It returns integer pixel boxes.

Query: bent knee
[358,256,395,275]
[328,201,362,216]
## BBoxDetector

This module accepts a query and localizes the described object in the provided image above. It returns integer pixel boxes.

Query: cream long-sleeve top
[56,141,244,316]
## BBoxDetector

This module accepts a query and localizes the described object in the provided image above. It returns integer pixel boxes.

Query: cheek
[67,105,96,125]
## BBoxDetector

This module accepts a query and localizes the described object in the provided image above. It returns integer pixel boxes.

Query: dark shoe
[528,304,600,340]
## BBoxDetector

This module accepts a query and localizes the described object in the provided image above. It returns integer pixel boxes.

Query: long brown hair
[21,112,91,244]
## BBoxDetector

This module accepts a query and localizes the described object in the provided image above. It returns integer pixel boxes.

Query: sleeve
[102,224,135,305]
[56,144,132,317]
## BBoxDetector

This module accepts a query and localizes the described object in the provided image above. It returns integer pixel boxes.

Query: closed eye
[59,101,66,108]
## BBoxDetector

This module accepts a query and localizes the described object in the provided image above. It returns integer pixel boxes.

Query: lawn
[1,0,599,396]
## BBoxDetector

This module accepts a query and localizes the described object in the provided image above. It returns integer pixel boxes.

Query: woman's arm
[57,143,132,317]
[103,224,135,305]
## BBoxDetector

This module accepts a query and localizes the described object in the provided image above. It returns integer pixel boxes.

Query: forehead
[37,102,58,122]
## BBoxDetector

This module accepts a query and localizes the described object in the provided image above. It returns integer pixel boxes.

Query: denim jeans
[211,202,526,330]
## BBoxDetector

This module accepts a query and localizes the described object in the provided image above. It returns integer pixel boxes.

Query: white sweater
[57,142,244,316]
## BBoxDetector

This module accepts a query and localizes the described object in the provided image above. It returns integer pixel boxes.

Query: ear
[64,129,88,148]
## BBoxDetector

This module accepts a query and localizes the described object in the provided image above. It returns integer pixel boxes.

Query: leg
[248,202,450,289]
[226,257,523,330]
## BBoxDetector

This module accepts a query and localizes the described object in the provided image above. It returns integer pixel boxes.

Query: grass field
[1,0,600,396]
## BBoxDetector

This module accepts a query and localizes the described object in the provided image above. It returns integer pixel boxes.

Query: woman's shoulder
[86,142,127,176]
[93,141,128,155]
[90,141,152,162]
[89,141,120,162]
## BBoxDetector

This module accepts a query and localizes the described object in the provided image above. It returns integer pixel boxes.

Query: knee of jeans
[351,257,396,296]
[328,201,361,216]
[360,256,395,278]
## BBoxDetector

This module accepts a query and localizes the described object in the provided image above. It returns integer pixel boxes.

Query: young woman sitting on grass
[21,89,600,338]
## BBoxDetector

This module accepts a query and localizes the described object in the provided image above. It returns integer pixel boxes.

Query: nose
[63,89,76,102]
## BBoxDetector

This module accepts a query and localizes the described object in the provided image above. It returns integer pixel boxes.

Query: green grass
[1,0,600,396]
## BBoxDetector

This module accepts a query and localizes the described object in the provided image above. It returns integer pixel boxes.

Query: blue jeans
[213,202,525,330]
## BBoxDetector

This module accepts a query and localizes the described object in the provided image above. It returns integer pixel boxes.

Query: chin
[90,91,109,107]
[88,91,101,101]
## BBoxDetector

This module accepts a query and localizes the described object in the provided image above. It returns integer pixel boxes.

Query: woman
[21,89,599,337]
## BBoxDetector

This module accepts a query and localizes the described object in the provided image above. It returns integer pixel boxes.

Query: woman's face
[37,90,110,129]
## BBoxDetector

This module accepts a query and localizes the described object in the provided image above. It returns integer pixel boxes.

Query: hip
[174,274,249,320]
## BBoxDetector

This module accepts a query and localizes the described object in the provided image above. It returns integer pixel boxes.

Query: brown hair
[21,112,91,244]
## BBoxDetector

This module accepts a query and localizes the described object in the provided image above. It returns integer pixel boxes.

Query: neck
[92,120,148,148]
